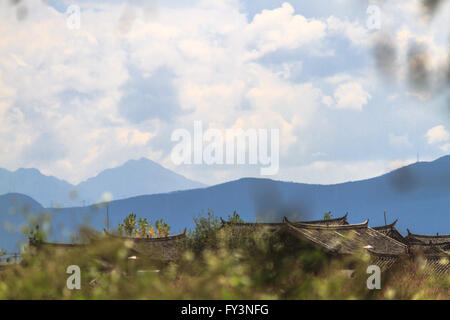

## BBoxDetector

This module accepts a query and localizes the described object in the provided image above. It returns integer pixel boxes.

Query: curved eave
[220,217,282,227]
[104,229,187,242]
[220,213,349,227]
[30,241,85,248]
[406,229,450,239]
[373,219,399,230]
[284,217,369,230]
[298,212,349,225]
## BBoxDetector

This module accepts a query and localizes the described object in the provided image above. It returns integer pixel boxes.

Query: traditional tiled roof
[367,250,403,271]
[219,213,349,230]
[105,229,187,241]
[30,229,187,262]
[295,213,349,226]
[29,239,85,250]
[409,243,447,255]
[373,220,407,244]
[104,229,187,261]
[405,229,450,245]
[419,256,450,277]
[373,219,398,232]
[284,217,408,256]
[405,230,450,257]
[220,217,283,232]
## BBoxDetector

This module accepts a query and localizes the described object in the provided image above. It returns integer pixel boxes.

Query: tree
[138,217,149,238]
[155,219,171,238]
[148,223,156,238]
[323,211,333,220]
[28,224,45,245]
[118,213,137,237]
[118,222,125,236]
[188,209,221,253]
[227,210,244,223]
[117,213,171,238]
[0,249,6,263]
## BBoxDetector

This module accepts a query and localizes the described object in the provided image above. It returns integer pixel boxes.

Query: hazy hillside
[0,193,44,254]
[0,158,206,207]
[0,168,75,207]
[1,155,449,253]
[76,158,206,204]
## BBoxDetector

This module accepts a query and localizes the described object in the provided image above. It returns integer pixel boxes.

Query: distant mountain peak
[15,167,41,174]
[125,157,149,164]
[122,157,160,167]
[74,157,206,204]
[0,192,43,207]
[0,157,206,207]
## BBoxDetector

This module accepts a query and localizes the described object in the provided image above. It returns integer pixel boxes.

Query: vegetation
[117,213,171,238]
[27,225,46,245]
[0,210,448,300]
[323,211,333,220]
[0,250,6,264]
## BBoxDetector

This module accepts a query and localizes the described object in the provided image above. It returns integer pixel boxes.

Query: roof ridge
[406,229,450,239]
[284,217,369,230]
[298,212,349,224]
[104,228,187,241]
[220,213,349,226]
[373,219,398,230]
[220,218,282,226]
[284,221,337,254]
[30,241,86,247]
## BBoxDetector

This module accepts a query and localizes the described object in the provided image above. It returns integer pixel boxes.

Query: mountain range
[0,158,206,207]
[0,155,449,254]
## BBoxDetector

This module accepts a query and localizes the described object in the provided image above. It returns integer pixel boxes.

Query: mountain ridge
[0,158,206,207]
[0,154,448,254]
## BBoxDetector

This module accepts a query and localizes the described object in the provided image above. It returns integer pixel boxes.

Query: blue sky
[0,0,448,185]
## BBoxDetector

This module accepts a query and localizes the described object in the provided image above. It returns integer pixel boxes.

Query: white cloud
[387,159,415,171]
[425,125,450,144]
[324,73,353,84]
[243,3,327,60]
[277,159,411,185]
[388,133,412,148]
[326,16,368,47]
[321,95,334,107]
[331,82,371,111]
[439,143,450,153]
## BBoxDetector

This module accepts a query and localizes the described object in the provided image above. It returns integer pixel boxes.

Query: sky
[0,0,448,186]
